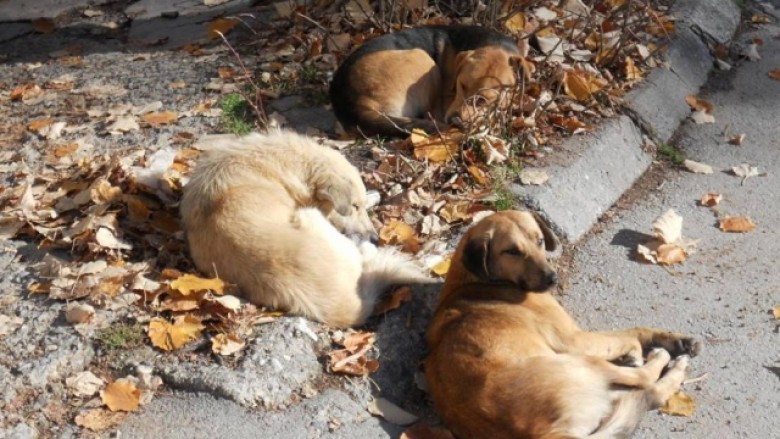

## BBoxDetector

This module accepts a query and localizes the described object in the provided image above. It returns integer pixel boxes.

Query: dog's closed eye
[504,247,524,257]
[537,238,544,247]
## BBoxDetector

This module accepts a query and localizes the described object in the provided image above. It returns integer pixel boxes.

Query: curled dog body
[425,211,701,439]
[180,130,433,327]
[329,25,521,137]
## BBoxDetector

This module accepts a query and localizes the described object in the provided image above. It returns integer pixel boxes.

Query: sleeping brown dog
[329,25,520,137]
[425,211,701,439]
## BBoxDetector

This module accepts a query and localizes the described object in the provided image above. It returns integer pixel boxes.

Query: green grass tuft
[657,143,685,165]
[220,93,253,135]
[96,323,146,351]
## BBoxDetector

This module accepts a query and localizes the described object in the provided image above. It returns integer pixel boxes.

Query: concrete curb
[514,0,742,243]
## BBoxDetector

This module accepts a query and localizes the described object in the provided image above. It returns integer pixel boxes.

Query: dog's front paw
[613,352,644,367]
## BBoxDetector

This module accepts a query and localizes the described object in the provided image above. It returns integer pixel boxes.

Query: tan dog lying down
[329,25,521,137]
[425,211,701,439]
[180,130,432,327]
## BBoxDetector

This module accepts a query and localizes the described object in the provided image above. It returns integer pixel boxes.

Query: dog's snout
[369,233,379,245]
[544,271,559,288]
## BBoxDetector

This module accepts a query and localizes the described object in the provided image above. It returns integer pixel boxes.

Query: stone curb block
[514,116,649,242]
[519,0,741,243]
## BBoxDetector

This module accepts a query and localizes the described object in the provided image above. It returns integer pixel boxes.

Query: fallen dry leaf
[65,303,95,324]
[101,381,142,412]
[655,243,687,265]
[208,17,240,40]
[379,219,416,246]
[683,159,714,174]
[684,95,714,113]
[32,18,56,34]
[368,397,419,426]
[147,316,205,351]
[439,201,471,224]
[411,130,462,163]
[373,286,412,315]
[211,333,246,356]
[699,193,722,207]
[728,134,745,146]
[431,254,452,277]
[731,164,761,184]
[660,391,696,417]
[142,111,178,127]
[742,43,761,62]
[74,408,127,432]
[329,331,379,376]
[769,70,780,81]
[519,169,550,185]
[66,371,105,397]
[624,56,643,80]
[563,69,606,100]
[652,209,683,244]
[690,109,715,124]
[718,216,756,233]
[772,306,780,319]
[169,273,225,296]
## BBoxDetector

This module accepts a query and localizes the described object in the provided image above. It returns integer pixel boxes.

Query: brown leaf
[28,118,55,133]
[101,381,141,412]
[769,69,780,81]
[728,134,746,145]
[147,316,205,351]
[10,83,42,101]
[563,70,606,101]
[142,111,178,126]
[74,408,127,431]
[32,18,56,34]
[718,216,756,233]
[207,17,240,40]
[685,95,714,114]
[660,391,696,417]
[373,286,412,315]
[401,423,455,439]
[468,165,489,186]
[439,201,471,224]
[52,143,79,158]
[624,57,643,80]
[699,193,722,207]
[169,273,225,296]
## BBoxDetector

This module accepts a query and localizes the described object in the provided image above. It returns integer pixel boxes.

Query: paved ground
[0,0,778,438]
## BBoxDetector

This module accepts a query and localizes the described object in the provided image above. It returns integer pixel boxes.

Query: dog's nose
[545,271,559,287]
[369,233,379,245]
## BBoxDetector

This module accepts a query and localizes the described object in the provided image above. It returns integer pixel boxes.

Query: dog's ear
[508,54,524,68]
[462,232,491,280]
[531,211,559,254]
[317,179,353,216]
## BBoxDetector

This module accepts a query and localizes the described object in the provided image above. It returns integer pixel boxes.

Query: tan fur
[346,46,519,134]
[426,211,700,439]
[180,130,433,327]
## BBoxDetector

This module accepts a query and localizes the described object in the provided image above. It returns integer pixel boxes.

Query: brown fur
[180,130,433,327]
[425,211,701,439]
[329,26,521,137]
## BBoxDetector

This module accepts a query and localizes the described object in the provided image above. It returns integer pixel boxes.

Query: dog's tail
[583,391,651,439]
[357,243,437,308]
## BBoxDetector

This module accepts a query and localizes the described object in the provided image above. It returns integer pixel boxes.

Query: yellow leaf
[411,131,463,163]
[431,255,452,277]
[379,219,416,246]
[699,193,722,207]
[468,165,489,186]
[208,17,240,40]
[624,57,643,80]
[660,391,696,417]
[563,70,606,101]
[211,333,246,356]
[147,316,205,351]
[142,111,178,126]
[719,216,756,233]
[504,12,525,33]
[170,273,225,295]
[101,381,141,412]
[74,408,127,432]
[91,178,122,204]
[772,306,780,319]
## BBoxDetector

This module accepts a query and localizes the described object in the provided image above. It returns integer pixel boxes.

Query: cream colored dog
[180,130,432,327]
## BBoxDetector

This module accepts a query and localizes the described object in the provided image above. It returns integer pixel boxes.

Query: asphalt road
[559,21,780,438]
